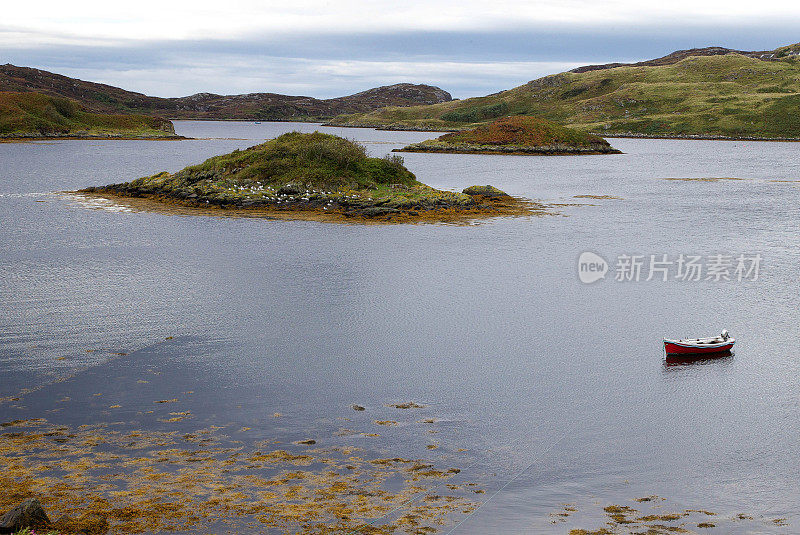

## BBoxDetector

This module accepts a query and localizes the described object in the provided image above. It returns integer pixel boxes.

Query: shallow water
[1,121,799,533]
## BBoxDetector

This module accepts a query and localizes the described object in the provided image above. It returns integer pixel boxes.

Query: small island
[79,132,545,223]
[0,92,181,140]
[394,116,621,155]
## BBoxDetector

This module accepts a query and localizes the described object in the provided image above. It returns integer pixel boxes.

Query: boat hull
[663,340,735,355]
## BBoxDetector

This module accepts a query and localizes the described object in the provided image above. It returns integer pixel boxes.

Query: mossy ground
[79,132,547,223]
[328,52,800,139]
[0,92,178,139]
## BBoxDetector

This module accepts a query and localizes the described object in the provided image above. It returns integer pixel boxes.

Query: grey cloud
[1,23,798,98]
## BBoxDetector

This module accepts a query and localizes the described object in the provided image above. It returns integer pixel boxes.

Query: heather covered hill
[396,116,620,155]
[0,65,452,121]
[0,92,177,139]
[328,43,800,139]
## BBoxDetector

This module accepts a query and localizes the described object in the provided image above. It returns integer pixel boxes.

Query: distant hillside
[327,42,800,139]
[0,92,177,139]
[568,45,784,73]
[0,64,452,121]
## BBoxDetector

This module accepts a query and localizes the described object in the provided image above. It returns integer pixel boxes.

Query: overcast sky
[2,1,799,99]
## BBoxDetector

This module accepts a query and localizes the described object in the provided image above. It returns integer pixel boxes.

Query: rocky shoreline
[394,141,622,155]
[77,184,546,224]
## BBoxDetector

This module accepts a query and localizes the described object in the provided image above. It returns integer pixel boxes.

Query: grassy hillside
[397,116,620,154]
[0,92,176,138]
[328,45,800,139]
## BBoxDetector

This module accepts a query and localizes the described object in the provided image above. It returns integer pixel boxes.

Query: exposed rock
[0,498,50,533]
[462,185,510,198]
[277,183,304,195]
[388,402,425,409]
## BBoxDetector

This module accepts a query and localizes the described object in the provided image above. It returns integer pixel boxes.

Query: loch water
[1,121,799,533]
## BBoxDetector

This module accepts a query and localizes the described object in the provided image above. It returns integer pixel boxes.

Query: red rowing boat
[663,330,735,356]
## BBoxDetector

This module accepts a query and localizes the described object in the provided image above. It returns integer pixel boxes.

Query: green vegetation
[0,91,177,138]
[119,131,417,193]
[440,102,509,123]
[397,116,621,154]
[328,49,800,139]
[82,132,540,222]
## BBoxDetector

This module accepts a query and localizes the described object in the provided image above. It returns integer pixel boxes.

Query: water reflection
[663,351,734,367]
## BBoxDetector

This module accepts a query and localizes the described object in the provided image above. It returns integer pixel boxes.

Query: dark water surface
[1,121,799,533]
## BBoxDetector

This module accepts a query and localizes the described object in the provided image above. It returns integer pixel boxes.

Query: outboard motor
[721,329,729,340]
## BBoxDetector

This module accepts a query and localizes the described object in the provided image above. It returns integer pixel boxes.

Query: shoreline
[70,189,550,224]
[0,134,189,142]
[594,132,800,142]
[394,145,622,156]
[322,122,457,132]
[322,122,800,141]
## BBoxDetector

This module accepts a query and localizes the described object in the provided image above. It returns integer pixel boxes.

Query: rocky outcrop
[0,499,109,535]
[462,185,511,198]
[0,499,50,533]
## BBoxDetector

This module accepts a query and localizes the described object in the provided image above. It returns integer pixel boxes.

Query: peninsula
[396,116,621,155]
[0,92,179,140]
[79,132,543,223]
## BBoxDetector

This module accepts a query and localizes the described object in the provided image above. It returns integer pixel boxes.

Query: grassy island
[80,132,544,223]
[0,92,180,140]
[396,116,621,155]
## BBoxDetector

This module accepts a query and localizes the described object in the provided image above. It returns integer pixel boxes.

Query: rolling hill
[0,64,452,121]
[327,43,800,139]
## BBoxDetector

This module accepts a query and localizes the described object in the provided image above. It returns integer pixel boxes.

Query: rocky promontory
[79,132,544,223]
[395,116,621,155]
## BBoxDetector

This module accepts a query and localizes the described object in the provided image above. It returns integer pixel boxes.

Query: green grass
[0,91,176,137]
[127,131,417,193]
[328,51,800,138]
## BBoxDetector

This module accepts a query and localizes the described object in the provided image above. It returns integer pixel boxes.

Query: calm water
[1,121,799,533]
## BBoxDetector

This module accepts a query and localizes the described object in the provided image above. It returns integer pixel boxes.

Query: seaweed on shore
[0,416,480,534]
